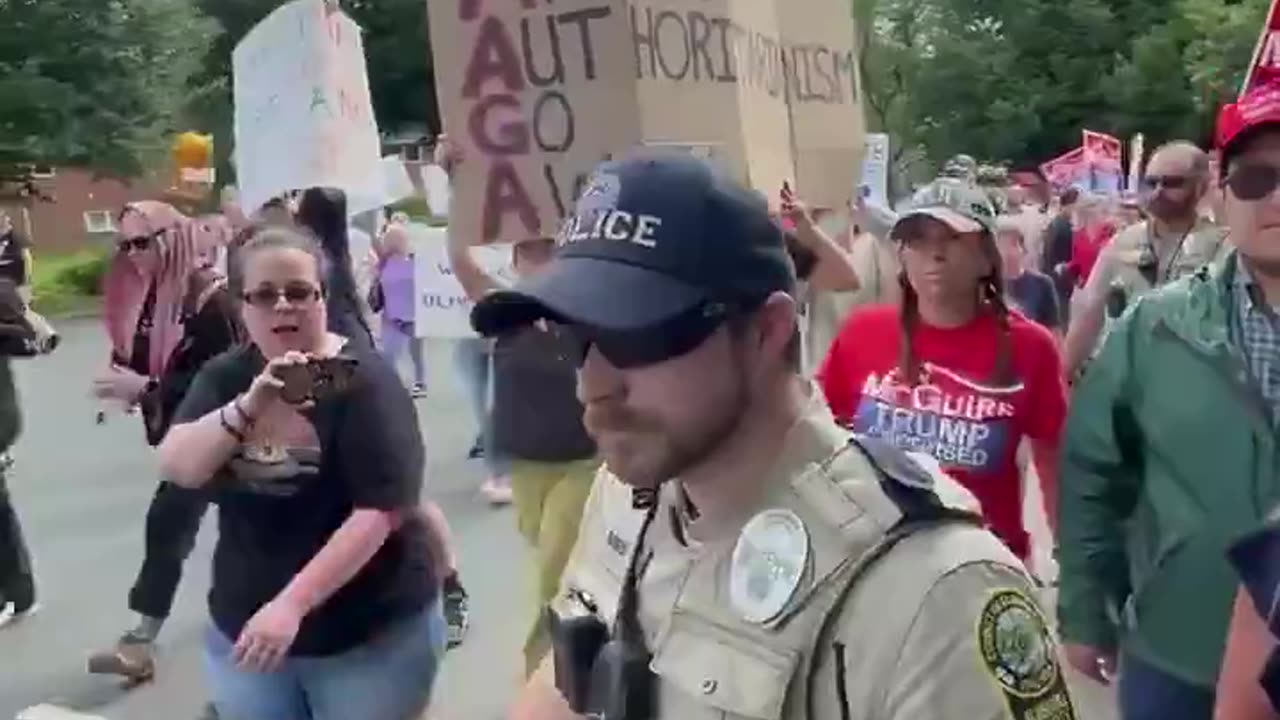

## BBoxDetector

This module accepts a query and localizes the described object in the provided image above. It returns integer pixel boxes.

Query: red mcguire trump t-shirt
[817,305,1067,560]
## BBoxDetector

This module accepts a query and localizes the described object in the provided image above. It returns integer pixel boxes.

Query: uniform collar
[670,382,848,542]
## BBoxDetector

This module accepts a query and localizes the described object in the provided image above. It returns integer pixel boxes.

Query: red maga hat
[1218,82,1280,153]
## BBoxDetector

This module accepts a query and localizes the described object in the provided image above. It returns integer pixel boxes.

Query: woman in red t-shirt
[817,178,1068,563]
[1064,198,1117,288]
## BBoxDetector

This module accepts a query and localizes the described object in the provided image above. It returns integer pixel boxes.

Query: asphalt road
[0,319,1117,720]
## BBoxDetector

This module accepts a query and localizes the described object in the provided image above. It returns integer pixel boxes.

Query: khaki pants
[510,457,599,676]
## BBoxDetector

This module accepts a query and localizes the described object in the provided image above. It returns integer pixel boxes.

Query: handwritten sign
[429,0,866,245]
[409,224,515,338]
[233,0,382,213]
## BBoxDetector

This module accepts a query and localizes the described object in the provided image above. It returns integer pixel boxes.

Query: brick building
[0,167,166,256]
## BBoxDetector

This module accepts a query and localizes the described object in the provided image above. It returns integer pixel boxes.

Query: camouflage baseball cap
[894,178,998,237]
[940,154,978,181]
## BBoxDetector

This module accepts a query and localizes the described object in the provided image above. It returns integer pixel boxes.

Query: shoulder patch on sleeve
[976,589,1077,720]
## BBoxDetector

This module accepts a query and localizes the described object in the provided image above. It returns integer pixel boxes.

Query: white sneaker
[479,478,513,506]
[0,600,40,629]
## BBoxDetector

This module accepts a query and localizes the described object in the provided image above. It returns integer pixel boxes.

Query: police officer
[476,151,1077,720]
[1063,141,1228,375]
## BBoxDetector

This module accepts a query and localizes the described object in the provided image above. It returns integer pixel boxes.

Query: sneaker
[87,634,157,683]
[479,477,512,506]
[410,383,427,399]
[467,436,484,460]
[442,577,470,649]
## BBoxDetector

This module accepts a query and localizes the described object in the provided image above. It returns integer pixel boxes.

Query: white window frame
[84,210,116,234]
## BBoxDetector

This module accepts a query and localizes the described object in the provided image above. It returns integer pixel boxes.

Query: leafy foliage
[858,0,1273,173]
[0,0,216,186]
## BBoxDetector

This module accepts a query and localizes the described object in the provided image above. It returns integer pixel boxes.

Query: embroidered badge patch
[976,589,1077,720]
[729,509,809,624]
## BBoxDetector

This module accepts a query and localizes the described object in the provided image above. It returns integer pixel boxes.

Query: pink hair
[102,201,222,377]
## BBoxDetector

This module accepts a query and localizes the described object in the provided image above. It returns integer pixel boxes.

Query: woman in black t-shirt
[159,227,442,720]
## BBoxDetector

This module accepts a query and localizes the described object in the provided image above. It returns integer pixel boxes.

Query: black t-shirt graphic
[173,343,434,656]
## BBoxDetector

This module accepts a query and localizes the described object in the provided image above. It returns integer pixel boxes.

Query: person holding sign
[439,134,599,677]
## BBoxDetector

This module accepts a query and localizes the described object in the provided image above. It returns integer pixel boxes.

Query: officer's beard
[589,362,751,492]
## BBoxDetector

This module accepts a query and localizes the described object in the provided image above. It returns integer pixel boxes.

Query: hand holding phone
[275,356,359,405]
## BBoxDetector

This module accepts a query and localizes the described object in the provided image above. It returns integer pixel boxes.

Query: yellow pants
[510,457,599,677]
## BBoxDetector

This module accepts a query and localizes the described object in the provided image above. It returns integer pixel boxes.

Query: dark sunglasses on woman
[242,282,322,308]
[116,229,165,253]
[1223,164,1280,202]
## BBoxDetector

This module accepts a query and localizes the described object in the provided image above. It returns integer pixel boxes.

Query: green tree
[856,0,1272,174]
[0,0,216,188]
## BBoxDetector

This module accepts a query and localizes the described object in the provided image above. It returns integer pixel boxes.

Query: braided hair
[897,229,1014,386]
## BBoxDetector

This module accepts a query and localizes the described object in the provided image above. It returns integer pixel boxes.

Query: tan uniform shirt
[552,389,1077,719]
[1079,217,1227,309]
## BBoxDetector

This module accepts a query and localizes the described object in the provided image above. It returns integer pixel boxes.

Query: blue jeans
[1118,651,1214,720]
[204,602,447,720]
[453,338,510,476]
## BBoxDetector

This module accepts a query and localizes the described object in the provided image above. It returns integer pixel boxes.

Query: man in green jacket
[1059,83,1280,719]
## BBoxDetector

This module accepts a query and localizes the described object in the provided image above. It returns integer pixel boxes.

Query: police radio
[551,500,660,719]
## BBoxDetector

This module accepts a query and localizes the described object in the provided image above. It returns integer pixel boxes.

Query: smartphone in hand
[276,356,359,405]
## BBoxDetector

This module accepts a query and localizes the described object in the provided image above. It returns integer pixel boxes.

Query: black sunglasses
[117,229,164,253]
[1223,164,1280,202]
[242,282,322,308]
[554,300,748,370]
[1141,175,1192,191]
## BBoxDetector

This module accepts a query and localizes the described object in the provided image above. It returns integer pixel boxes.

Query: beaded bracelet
[219,406,245,443]
[231,396,256,427]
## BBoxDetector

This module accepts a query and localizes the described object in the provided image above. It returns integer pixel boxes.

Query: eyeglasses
[242,282,322,308]
[554,300,744,370]
[1141,175,1191,191]
[117,229,164,254]
[1223,164,1280,201]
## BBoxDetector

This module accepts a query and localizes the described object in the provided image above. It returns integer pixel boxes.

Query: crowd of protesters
[7,76,1280,720]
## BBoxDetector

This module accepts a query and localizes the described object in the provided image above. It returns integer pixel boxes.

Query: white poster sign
[232,0,382,214]
[861,133,890,207]
[410,224,515,338]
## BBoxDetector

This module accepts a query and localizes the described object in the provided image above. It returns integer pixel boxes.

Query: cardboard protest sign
[1242,0,1280,99]
[429,0,865,245]
[410,224,515,338]
[233,0,382,214]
